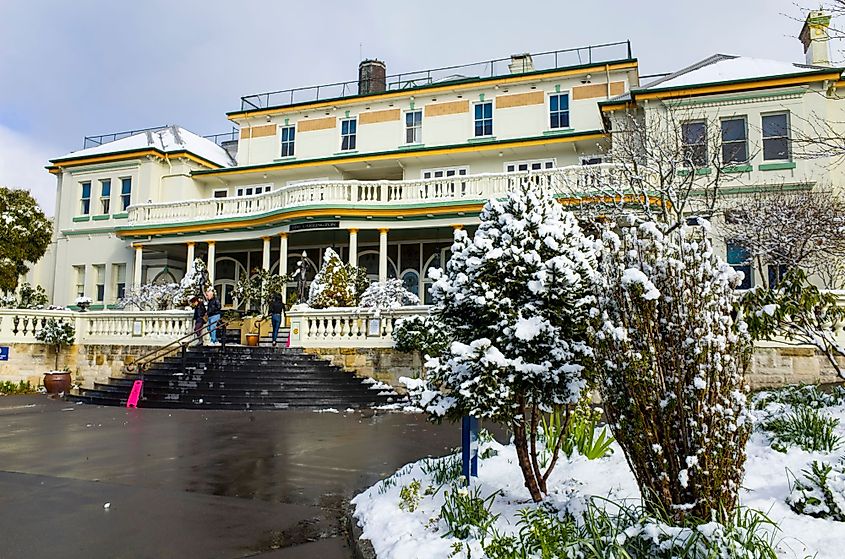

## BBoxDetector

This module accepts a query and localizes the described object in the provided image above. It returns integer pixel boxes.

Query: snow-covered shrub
[1,282,48,309]
[787,460,845,521]
[762,406,841,453]
[36,318,75,369]
[753,384,845,411]
[440,484,500,540]
[119,283,181,311]
[424,181,599,502]
[590,219,753,521]
[307,248,369,308]
[398,479,422,513]
[393,314,450,359]
[176,258,211,306]
[358,278,420,310]
[231,268,288,314]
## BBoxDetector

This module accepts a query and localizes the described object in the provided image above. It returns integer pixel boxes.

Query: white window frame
[112,263,126,302]
[80,181,91,215]
[93,264,106,303]
[213,189,228,198]
[472,101,493,138]
[99,178,111,215]
[340,117,357,151]
[404,109,422,145]
[504,159,556,173]
[119,177,132,212]
[73,265,86,299]
[236,184,273,197]
[761,111,791,162]
[280,125,295,157]
[548,92,571,130]
[720,116,749,164]
[420,166,469,179]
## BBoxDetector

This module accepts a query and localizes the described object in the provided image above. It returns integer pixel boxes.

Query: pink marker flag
[126,380,143,408]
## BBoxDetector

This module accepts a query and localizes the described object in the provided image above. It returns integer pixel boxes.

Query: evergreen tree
[308,248,369,308]
[424,180,599,502]
[0,187,52,291]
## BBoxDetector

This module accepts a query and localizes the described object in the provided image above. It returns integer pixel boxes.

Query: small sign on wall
[0,346,8,361]
[367,319,381,337]
[132,321,143,337]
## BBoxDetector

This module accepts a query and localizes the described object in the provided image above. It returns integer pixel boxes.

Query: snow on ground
[353,401,845,559]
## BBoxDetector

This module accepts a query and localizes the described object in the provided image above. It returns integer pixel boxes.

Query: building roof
[51,125,235,168]
[637,54,836,92]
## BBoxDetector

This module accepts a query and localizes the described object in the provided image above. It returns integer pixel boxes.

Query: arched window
[153,269,177,285]
[357,251,398,282]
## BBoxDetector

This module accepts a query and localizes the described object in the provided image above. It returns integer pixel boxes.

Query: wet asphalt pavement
[0,396,464,558]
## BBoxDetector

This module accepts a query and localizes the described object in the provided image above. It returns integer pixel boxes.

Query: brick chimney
[800,10,832,66]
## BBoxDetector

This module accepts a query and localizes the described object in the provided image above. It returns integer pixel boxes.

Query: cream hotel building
[38,12,845,309]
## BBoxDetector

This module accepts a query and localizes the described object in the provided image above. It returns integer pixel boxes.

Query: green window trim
[273,156,297,162]
[72,216,91,222]
[467,136,496,143]
[759,161,796,171]
[723,164,753,173]
[333,150,358,156]
[92,214,111,221]
[677,167,712,176]
[398,143,425,150]
[112,212,129,219]
[543,128,575,136]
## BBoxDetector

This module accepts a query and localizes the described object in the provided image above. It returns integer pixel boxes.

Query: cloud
[0,125,56,215]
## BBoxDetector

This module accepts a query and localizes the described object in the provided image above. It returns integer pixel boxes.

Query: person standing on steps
[190,296,206,344]
[205,289,222,346]
[269,293,284,348]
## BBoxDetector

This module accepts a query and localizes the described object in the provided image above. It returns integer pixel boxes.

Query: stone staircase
[71,345,398,410]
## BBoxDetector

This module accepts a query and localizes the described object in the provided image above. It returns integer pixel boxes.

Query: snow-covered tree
[358,278,420,311]
[590,219,753,522]
[720,189,845,289]
[424,180,599,502]
[307,248,368,308]
[232,268,289,314]
[0,187,52,292]
[36,318,75,370]
[119,283,181,311]
[177,258,211,306]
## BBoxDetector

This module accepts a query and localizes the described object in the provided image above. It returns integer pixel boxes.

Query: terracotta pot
[245,333,260,347]
[43,372,72,395]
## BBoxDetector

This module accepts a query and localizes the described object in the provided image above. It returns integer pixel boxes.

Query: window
[421,167,469,198]
[112,263,126,301]
[213,189,228,198]
[762,113,790,161]
[474,102,493,137]
[581,156,603,165]
[726,241,752,290]
[280,125,295,157]
[120,177,132,211]
[422,167,468,179]
[768,264,789,288]
[681,121,707,166]
[549,93,570,129]
[100,179,111,214]
[405,110,422,144]
[721,117,748,163]
[94,264,105,302]
[80,182,91,215]
[341,118,357,151]
[236,185,272,196]
[505,159,555,172]
[73,265,86,298]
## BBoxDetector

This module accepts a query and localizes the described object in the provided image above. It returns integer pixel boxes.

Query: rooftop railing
[239,41,633,112]
[82,126,239,149]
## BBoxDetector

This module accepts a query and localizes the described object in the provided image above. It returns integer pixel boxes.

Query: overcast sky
[0,0,823,214]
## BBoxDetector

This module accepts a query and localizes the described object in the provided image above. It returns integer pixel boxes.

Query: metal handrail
[124,317,231,377]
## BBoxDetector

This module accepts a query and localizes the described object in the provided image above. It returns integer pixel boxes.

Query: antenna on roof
[359,42,363,61]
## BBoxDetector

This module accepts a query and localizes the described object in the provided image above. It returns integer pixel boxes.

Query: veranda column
[262,236,271,271]
[348,228,359,267]
[378,227,389,283]
[207,241,216,285]
[186,241,195,266]
[133,244,143,288]
[279,233,289,303]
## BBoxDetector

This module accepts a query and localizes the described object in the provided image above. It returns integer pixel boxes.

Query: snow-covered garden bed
[353,385,845,559]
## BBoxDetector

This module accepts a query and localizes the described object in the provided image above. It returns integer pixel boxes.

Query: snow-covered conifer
[424,180,599,502]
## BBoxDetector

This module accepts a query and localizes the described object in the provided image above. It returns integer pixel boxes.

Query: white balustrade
[287,305,429,349]
[0,309,193,346]
[127,164,626,226]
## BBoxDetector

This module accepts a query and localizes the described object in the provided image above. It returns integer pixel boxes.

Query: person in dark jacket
[205,289,222,345]
[269,293,284,348]
[190,296,206,343]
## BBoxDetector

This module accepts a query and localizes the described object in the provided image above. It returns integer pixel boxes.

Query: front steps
[71,345,397,410]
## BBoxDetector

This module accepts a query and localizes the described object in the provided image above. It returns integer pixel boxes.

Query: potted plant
[35,318,76,395]
[75,295,92,312]
[232,269,289,345]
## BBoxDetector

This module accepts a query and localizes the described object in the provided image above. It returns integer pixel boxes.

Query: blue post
[461,416,478,483]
